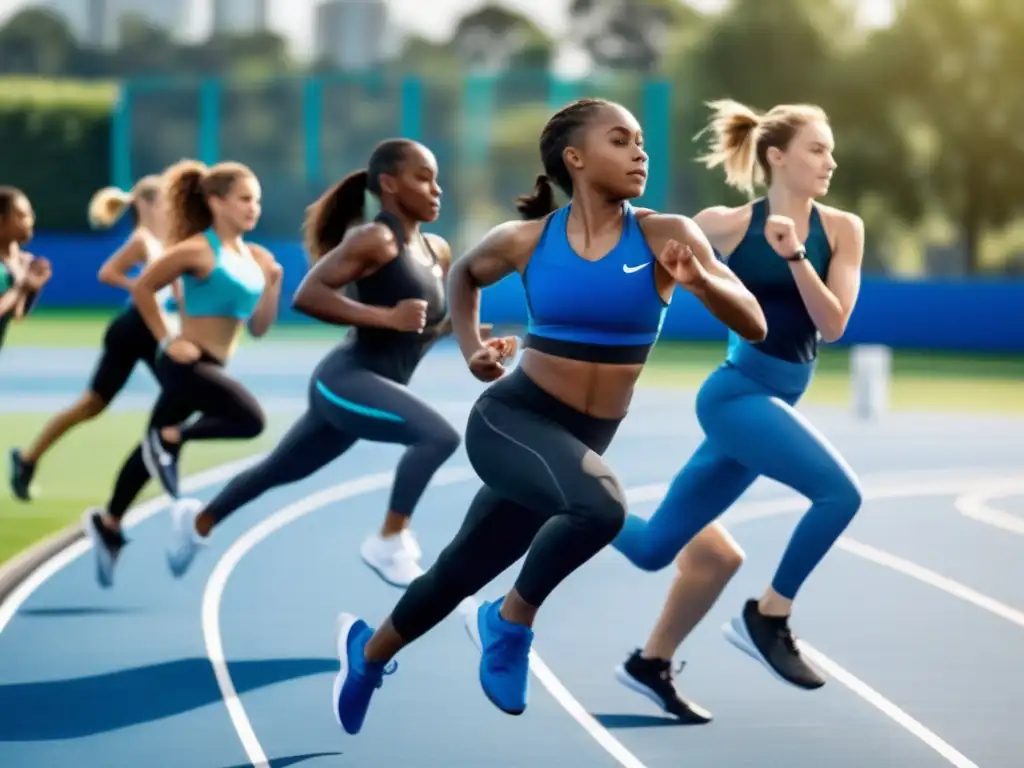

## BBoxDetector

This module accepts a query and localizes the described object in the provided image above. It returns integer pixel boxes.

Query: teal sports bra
[180,229,266,319]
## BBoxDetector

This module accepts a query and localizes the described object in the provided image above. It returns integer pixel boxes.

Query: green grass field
[1,309,1021,567]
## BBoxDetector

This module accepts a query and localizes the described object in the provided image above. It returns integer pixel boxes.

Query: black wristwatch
[785,247,807,263]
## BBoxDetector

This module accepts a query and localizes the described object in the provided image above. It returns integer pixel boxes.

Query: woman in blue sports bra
[331,98,768,736]
[614,100,866,714]
[84,159,283,587]
[10,175,174,501]
[0,186,50,361]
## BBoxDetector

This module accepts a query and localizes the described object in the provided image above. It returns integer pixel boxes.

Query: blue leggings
[614,343,862,599]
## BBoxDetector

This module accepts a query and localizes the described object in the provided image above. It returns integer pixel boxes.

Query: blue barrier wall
[26,232,1024,353]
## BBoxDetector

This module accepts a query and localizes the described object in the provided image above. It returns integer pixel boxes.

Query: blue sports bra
[180,229,266,319]
[523,203,668,364]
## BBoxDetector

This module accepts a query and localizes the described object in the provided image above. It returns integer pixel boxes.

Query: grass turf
[0,412,288,567]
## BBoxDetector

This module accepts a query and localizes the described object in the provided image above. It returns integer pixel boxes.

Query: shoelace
[773,619,800,654]
[361,659,399,690]
[661,660,686,683]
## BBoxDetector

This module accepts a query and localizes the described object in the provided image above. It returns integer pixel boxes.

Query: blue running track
[1,341,1022,767]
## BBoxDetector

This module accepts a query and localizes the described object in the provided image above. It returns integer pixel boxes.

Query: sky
[0,0,896,52]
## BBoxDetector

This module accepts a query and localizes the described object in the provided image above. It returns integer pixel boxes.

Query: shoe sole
[82,510,114,589]
[614,664,668,710]
[613,664,713,724]
[462,604,525,716]
[721,617,823,691]
[8,449,31,502]
[166,500,204,579]
[332,613,360,732]
[359,549,422,590]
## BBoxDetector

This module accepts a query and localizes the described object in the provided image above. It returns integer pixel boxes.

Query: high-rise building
[212,0,269,35]
[30,0,187,48]
[315,0,388,69]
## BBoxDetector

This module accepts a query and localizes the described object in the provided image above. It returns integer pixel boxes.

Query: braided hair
[515,98,612,220]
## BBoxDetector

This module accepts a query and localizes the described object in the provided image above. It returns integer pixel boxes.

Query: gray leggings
[204,351,460,525]
[390,368,626,643]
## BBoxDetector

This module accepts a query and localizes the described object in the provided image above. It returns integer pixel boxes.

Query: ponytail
[164,160,211,246]
[695,99,763,198]
[303,169,369,262]
[88,187,133,229]
[515,174,558,220]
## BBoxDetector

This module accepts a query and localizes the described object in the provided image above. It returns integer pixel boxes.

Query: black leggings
[88,306,158,403]
[203,348,460,525]
[390,368,626,643]
[105,351,265,519]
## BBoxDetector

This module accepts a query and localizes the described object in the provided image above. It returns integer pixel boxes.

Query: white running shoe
[166,498,207,578]
[359,529,424,588]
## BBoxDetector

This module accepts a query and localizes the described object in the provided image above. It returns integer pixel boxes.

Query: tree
[451,5,554,73]
[569,0,700,74]
[669,0,864,214]
[110,14,178,75]
[0,8,78,76]
[880,0,1024,272]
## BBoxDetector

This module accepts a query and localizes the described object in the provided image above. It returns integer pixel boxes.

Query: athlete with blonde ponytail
[9,176,178,501]
[612,99,865,717]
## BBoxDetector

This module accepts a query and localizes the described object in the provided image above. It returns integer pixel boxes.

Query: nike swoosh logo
[622,262,652,273]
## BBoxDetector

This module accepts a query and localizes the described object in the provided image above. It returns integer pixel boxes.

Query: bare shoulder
[692,204,753,238]
[351,220,399,251]
[636,204,750,244]
[816,202,864,232]
[332,221,400,265]
[634,209,692,233]
[472,217,548,268]
[815,203,864,248]
[168,234,215,262]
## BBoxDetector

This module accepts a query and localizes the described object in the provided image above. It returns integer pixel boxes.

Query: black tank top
[344,211,448,384]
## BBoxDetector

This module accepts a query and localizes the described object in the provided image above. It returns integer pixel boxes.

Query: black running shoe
[722,599,825,690]
[8,448,35,501]
[83,509,128,588]
[615,649,713,723]
[140,428,181,498]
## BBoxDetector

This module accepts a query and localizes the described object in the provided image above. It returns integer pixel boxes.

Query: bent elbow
[819,320,848,344]
[744,306,768,343]
[290,287,315,318]
[97,266,117,287]
[247,318,269,338]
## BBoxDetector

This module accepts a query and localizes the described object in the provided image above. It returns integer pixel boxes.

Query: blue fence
[110,72,674,246]
[27,231,1024,353]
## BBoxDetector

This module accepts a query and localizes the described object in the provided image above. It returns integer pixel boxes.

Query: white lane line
[2,461,1016,636]
[205,470,1013,768]
[954,477,1024,536]
[0,452,267,634]
[202,466,477,768]
[799,643,978,768]
[836,537,1024,629]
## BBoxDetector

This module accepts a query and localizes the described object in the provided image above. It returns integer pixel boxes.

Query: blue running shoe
[332,613,397,735]
[464,598,533,715]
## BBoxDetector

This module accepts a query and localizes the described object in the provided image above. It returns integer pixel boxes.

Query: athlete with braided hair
[330,98,769,734]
